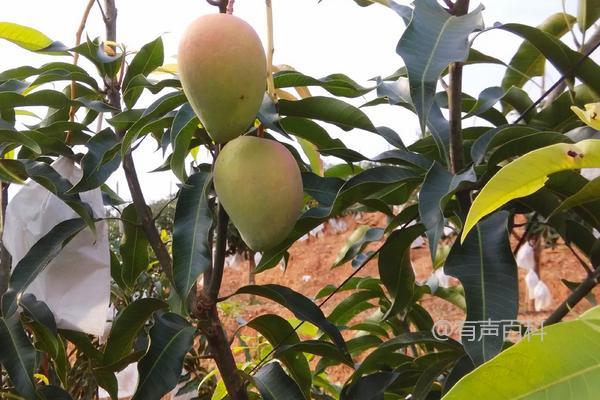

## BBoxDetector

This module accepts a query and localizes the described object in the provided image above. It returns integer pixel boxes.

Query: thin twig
[545,266,600,325]
[67,0,95,144]
[152,194,179,223]
[515,36,600,123]
[565,242,593,275]
[543,27,600,105]
[95,0,108,22]
[265,0,276,100]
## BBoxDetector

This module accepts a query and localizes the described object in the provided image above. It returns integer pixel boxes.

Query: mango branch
[446,0,471,210]
[102,0,173,280]
[545,265,600,325]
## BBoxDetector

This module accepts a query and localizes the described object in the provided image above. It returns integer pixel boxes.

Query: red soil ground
[210,212,599,386]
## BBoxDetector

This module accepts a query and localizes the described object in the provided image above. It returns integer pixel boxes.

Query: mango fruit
[214,136,303,251]
[178,14,266,143]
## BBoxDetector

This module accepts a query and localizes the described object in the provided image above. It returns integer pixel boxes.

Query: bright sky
[2,0,580,201]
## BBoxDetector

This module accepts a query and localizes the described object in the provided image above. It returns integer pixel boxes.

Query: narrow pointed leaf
[247,314,311,398]
[463,139,600,241]
[0,315,37,399]
[169,103,199,182]
[253,362,306,400]
[102,298,168,367]
[119,204,149,289]
[2,218,86,316]
[445,211,518,365]
[123,37,164,108]
[578,0,600,32]
[501,13,576,91]
[172,171,213,299]
[379,225,425,319]
[234,284,348,356]
[132,313,195,400]
[278,96,377,132]
[396,0,484,132]
[69,128,121,193]
[443,308,600,399]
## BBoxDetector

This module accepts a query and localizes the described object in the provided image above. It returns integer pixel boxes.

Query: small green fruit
[214,136,303,251]
[178,14,266,143]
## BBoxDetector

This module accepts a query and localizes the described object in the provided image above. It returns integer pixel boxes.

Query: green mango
[178,14,266,143]
[214,136,303,251]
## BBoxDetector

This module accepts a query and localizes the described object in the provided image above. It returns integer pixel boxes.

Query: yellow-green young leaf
[462,139,600,242]
[571,102,600,130]
[297,137,323,176]
[442,306,600,399]
[0,22,53,51]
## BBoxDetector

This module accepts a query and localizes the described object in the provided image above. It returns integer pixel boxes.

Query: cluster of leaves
[1,0,600,399]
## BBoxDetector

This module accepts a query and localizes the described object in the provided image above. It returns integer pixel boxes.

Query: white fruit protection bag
[3,157,110,337]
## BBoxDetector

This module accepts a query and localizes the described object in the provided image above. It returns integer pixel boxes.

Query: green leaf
[0,315,37,400]
[351,331,462,385]
[274,70,373,98]
[169,103,199,182]
[119,204,149,289]
[498,23,600,96]
[0,130,41,154]
[471,125,539,165]
[396,0,483,132]
[257,166,420,272]
[121,91,187,156]
[463,139,600,241]
[341,371,399,400]
[132,313,195,400]
[578,0,600,32]
[487,131,571,168]
[234,284,348,356]
[446,211,518,366]
[297,137,323,175]
[0,22,65,52]
[501,13,576,91]
[412,351,462,400]
[69,129,121,193]
[20,294,68,386]
[533,85,599,132]
[278,96,377,132]
[419,163,476,260]
[107,109,145,131]
[442,307,600,399]
[253,362,306,400]
[38,386,73,400]
[275,340,353,367]
[123,37,164,108]
[333,226,384,267]
[2,218,86,316]
[60,329,103,361]
[327,290,380,326]
[71,37,122,79]
[379,225,425,319]
[0,159,28,183]
[550,176,600,218]
[102,298,168,367]
[122,76,181,109]
[172,171,213,300]
[246,315,311,398]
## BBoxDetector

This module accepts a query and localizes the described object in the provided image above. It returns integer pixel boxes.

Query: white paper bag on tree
[3,157,110,337]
